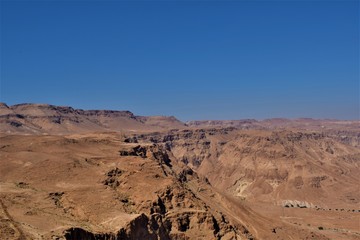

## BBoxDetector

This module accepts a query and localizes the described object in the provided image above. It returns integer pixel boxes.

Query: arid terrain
[0,103,359,240]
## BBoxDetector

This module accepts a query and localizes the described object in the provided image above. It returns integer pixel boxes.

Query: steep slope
[0,103,186,134]
[186,118,360,148]
[130,128,360,239]
[0,132,333,240]
[0,133,252,239]
[133,129,360,206]
[1,103,359,239]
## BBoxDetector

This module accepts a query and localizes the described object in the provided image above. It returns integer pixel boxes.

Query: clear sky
[1,0,359,121]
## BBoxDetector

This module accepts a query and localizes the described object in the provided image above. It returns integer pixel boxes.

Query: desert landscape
[2,0,358,239]
[0,103,359,239]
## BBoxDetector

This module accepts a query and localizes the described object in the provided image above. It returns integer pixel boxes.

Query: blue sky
[1,0,359,120]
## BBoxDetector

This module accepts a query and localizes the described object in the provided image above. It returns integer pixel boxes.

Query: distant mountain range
[0,103,186,134]
[1,102,359,135]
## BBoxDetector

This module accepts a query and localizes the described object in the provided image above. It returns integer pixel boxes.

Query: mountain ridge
[1,102,359,135]
[0,102,186,134]
[0,102,359,239]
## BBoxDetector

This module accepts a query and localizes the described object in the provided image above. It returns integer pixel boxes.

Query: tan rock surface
[1,103,359,239]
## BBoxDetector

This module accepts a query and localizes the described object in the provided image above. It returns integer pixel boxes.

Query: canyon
[0,103,359,239]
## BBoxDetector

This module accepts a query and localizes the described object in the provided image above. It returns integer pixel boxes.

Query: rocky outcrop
[122,128,360,208]
[119,145,147,158]
[64,214,159,240]
[65,174,247,239]
[132,129,232,169]
[49,192,65,208]
[325,130,360,148]
[119,144,172,167]
[282,200,315,209]
[98,140,252,240]
[64,197,245,240]
[103,168,123,188]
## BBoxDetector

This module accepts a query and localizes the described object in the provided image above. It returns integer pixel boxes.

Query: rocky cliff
[0,103,186,134]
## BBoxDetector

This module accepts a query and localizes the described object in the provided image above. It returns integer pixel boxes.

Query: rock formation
[0,103,359,239]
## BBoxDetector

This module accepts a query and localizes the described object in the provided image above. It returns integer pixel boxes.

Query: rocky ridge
[0,103,186,134]
[1,103,359,239]
[0,134,257,239]
[125,128,360,207]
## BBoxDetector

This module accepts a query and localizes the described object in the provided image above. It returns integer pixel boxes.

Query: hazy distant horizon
[1,101,359,122]
[1,1,359,121]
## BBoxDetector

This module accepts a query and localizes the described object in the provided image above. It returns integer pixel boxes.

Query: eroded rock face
[119,144,172,168]
[64,202,243,240]
[282,200,315,209]
[63,141,250,240]
[119,145,147,158]
[64,214,167,240]
[125,128,360,206]
[64,228,100,240]
[134,129,225,169]
[0,103,186,134]
[103,168,123,188]
[1,111,358,240]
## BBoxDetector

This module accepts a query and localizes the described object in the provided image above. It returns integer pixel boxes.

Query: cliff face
[0,134,257,240]
[131,128,360,208]
[0,103,186,134]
